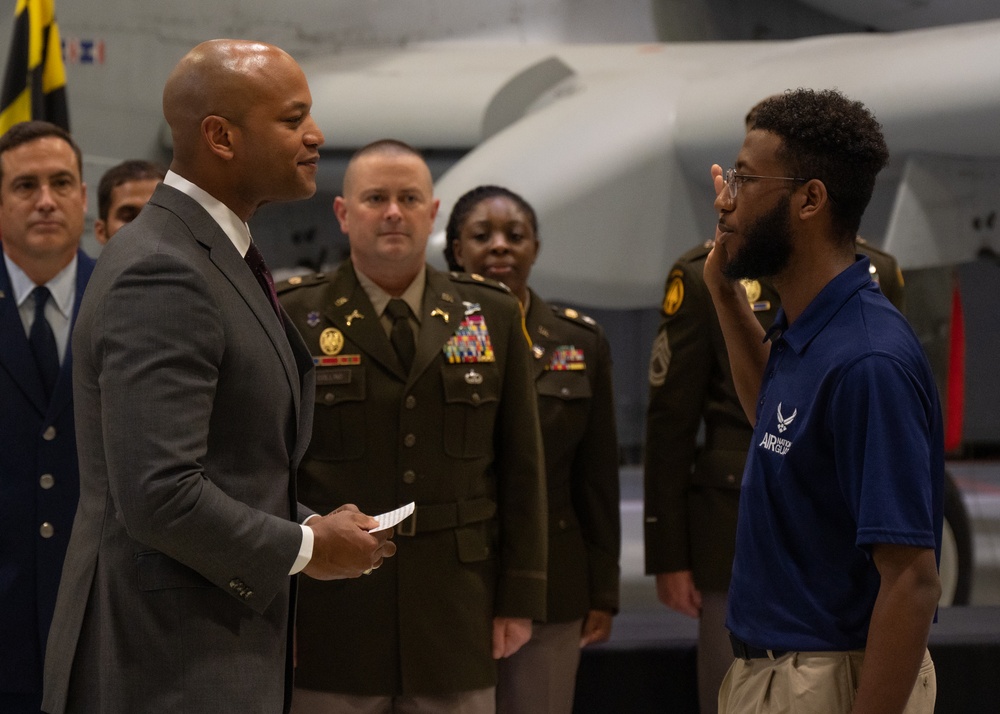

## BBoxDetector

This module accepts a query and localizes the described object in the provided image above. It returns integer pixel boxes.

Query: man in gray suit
[42,40,395,714]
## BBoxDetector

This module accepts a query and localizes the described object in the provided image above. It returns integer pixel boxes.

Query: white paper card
[370,502,415,532]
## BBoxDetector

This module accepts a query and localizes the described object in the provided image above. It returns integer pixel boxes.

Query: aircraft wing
[303,20,1000,307]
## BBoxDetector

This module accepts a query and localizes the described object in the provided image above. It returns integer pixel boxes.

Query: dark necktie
[29,286,60,399]
[244,241,283,325]
[385,298,415,373]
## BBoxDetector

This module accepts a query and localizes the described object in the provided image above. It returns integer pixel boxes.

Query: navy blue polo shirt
[727,257,944,653]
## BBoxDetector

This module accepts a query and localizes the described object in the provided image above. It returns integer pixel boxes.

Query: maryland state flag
[0,0,69,136]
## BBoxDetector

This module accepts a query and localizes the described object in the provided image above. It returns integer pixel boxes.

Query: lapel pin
[430,308,450,323]
[345,309,364,326]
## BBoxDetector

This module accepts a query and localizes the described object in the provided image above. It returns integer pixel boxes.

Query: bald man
[42,40,394,714]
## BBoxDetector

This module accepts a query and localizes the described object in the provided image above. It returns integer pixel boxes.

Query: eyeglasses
[723,168,807,201]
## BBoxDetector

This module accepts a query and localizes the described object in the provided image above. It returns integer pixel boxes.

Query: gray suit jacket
[42,184,315,713]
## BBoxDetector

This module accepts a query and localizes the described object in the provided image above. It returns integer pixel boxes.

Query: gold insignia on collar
[335,296,348,307]
[289,276,303,285]
[431,308,450,323]
[537,325,550,338]
[442,293,455,303]
[319,328,344,356]
[345,309,364,326]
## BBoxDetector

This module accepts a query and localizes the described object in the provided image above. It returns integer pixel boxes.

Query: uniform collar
[3,251,78,319]
[355,263,426,321]
[766,256,873,354]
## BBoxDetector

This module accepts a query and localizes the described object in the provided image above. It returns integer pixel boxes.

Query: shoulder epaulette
[676,240,713,266]
[275,271,330,295]
[448,271,513,294]
[550,304,600,331]
[855,236,895,261]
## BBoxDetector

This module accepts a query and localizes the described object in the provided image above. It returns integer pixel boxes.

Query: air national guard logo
[319,327,344,356]
[663,270,684,316]
[547,345,585,371]
[758,402,796,456]
[443,314,495,363]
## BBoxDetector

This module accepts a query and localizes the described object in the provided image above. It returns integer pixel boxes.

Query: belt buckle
[396,510,416,537]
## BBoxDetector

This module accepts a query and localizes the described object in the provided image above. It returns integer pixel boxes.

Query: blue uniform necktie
[29,286,60,399]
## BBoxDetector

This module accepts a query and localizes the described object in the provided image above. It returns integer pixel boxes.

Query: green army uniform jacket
[643,239,904,592]
[278,262,547,696]
[525,290,621,622]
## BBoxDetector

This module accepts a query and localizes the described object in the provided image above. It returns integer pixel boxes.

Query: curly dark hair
[443,185,538,271]
[748,89,889,241]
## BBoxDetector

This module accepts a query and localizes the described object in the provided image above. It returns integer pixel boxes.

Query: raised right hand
[302,504,397,580]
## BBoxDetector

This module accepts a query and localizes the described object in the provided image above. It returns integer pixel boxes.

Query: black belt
[729,632,787,660]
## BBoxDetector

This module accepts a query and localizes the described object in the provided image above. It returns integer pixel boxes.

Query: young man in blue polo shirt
[704,89,944,714]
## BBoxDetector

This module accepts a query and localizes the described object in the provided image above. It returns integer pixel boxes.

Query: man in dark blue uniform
[0,120,94,714]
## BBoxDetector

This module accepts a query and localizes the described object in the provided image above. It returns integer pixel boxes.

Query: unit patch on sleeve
[663,271,685,316]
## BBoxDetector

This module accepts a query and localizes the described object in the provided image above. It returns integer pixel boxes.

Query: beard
[722,195,794,281]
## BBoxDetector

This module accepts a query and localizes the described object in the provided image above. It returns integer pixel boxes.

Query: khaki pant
[718,648,936,714]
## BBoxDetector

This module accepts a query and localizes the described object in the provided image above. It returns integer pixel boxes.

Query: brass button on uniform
[726,474,737,484]
[471,393,481,405]
[40,522,54,538]
[324,392,335,404]
[40,473,55,489]
[405,395,417,409]
[43,426,57,441]
[403,434,416,447]
[402,470,417,484]
[560,387,570,396]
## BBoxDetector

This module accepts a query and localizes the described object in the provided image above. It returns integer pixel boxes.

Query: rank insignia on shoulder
[547,345,585,371]
[443,314,495,363]
[314,354,361,366]
[319,327,344,356]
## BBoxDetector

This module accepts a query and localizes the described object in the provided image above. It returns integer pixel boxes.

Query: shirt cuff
[289,517,318,575]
